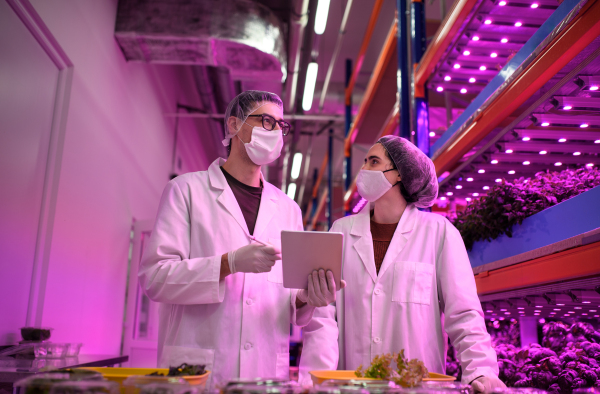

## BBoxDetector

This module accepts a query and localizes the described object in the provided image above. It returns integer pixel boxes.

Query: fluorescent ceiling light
[302,62,319,111]
[314,0,331,35]
[291,152,303,180]
[287,182,297,200]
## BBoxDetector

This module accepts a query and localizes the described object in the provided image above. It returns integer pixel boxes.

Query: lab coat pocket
[392,261,434,305]
[275,352,290,379]
[267,238,283,284]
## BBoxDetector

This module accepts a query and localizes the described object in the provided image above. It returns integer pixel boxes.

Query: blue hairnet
[377,135,439,208]
[222,90,283,146]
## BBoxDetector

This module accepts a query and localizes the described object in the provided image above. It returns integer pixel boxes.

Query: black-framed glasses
[247,114,291,136]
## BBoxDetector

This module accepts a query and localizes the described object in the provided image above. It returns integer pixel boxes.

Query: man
[139,91,341,385]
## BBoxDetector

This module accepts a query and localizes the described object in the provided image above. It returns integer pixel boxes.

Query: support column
[344,59,352,215]
[397,0,411,139]
[327,129,334,230]
[411,0,429,155]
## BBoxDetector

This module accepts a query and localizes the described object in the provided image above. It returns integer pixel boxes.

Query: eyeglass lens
[258,114,291,135]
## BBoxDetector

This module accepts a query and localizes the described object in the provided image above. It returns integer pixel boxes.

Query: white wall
[0,0,221,353]
[0,0,59,346]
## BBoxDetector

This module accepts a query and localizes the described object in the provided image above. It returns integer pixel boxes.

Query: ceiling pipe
[163,112,344,121]
[318,0,354,112]
[284,0,310,113]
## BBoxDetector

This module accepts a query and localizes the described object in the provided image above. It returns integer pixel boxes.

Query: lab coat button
[246,299,253,305]
[374,289,382,295]
[373,337,381,344]
[244,343,252,350]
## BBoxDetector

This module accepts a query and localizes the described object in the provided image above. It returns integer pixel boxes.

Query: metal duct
[115,0,287,82]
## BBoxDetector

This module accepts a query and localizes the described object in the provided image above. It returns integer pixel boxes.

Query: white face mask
[238,125,283,165]
[356,169,398,202]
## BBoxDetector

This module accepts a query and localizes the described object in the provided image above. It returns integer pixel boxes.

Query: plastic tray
[309,370,456,386]
[81,368,210,388]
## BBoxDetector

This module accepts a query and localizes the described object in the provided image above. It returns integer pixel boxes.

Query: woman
[330,136,504,392]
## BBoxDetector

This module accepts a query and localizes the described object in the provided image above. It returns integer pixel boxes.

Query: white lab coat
[139,158,316,386]
[307,203,498,384]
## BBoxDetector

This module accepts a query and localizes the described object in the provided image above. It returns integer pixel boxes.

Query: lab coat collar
[207,158,277,241]
[350,203,377,283]
[349,202,419,283]
[376,203,418,280]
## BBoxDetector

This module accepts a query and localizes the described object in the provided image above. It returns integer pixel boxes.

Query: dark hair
[377,142,417,203]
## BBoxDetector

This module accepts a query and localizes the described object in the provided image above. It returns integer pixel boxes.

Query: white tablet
[281,230,344,289]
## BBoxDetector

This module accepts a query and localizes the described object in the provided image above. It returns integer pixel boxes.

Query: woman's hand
[297,269,346,307]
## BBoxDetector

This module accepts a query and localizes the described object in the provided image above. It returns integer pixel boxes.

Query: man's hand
[472,376,506,393]
[228,243,281,274]
[297,269,346,307]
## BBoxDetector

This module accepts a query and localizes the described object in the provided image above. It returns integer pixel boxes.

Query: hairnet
[222,90,284,146]
[377,135,438,208]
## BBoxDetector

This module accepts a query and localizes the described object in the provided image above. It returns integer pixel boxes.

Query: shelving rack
[415,0,600,322]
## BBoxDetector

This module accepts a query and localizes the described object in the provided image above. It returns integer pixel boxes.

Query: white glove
[297,269,346,307]
[472,376,506,393]
[228,243,281,274]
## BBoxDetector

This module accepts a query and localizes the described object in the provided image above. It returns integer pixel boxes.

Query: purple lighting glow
[588,163,595,167]
[501,38,508,43]
[523,161,530,165]
[490,52,498,58]
[479,65,487,71]
[460,88,467,94]
[559,138,567,142]
[467,177,474,182]
[506,149,514,153]
[555,162,562,166]
[515,21,523,27]
[496,178,502,182]
[473,193,480,196]
[580,123,589,128]
[469,77,476,83]
[437,86,444,92]
[484,19,492,25]
[473,35,480,41]
[531,3,538,8]
[522,137,530,141]
[466,197,472,201]
[429,131,436,137]
[444,75,451,81]
[595,140,600,144]
[454,63,461,69]
[447,192,453,196]
[352,197,368,213]
[499,0,507,5]
[508,170,516,174]
[463,50,471,56]
[491,159,499,164]
[478,169,485,173]
[590,86,599,91]
[440,197,447,200]
[456,185,463,189]
[573,152,581,156]
[483,186,490,190]
[541,122,550,126]
[539,150,547,155]
[563,105,572,110]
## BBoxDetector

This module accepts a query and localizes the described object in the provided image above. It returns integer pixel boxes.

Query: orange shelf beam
[345,0,385,106]
[433,0,600,176]
[414,0,479,97]
[475,242,600,295]
[344,22,397,157]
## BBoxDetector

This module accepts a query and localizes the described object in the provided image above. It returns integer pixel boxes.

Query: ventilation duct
[115,0,287,82]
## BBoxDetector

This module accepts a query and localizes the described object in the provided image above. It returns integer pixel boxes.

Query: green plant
[452,166,600,250]
[355,350,429,387]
